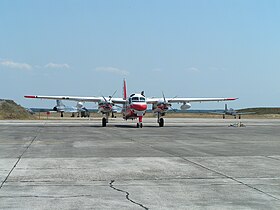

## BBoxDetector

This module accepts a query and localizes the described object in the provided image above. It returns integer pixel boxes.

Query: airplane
[24,79,237,127]
[53,100,89,118]
[210,104,255,119]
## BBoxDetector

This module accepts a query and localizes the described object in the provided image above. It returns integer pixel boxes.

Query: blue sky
[1,0,280,109]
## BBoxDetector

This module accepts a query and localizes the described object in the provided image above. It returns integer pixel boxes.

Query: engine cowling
[76,101,84,109]
[180,103,191,110]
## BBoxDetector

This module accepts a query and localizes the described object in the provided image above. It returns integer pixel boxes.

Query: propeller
[99,90,120,113]
[101,90,117,104]
[162,92,177,112]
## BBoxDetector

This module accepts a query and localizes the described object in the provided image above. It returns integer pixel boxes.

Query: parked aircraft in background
[210,104,255,119]
[53,100,89,117]
[25,79,237,127]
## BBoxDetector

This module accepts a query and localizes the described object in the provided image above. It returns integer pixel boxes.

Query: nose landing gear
[136,116,143,128]
[136,122,143,128]
[159,118,164,127]
[157,113,164,127]
[102,113,109,127]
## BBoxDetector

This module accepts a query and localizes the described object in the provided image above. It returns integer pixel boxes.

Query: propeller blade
[102,95,108,103]
[162,91,166,103]
[109,90,117,102]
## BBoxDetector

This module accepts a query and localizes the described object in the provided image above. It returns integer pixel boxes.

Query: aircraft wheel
[159,118,164,127]
[102,118,107,127]
[136,123,139,128]
[140,123,143,128]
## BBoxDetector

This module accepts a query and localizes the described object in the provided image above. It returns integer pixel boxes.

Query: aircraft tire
[159,118,164,127]
[136,123,139,128]
[102,118,107,127]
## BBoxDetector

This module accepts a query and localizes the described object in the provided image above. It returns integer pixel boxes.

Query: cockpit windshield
[131,97,146,102]
[132,97,139,102]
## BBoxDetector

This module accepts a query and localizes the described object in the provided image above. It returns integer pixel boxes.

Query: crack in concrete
[181,157,280,201]
[266,156,280,161]
[0,128,41,190]
[128,137,280,201]
[109,180,149,210]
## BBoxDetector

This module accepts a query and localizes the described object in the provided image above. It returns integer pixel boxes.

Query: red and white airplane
[25,79,237,128]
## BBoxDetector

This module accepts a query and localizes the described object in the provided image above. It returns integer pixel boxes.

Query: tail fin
[123,79,127,100]
[225,104,228,112]
[56,100,64,107]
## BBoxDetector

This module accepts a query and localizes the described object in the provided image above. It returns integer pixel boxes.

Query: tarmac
[0,118,280,209]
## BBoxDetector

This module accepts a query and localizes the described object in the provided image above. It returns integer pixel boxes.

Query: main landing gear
[157,113,164,127]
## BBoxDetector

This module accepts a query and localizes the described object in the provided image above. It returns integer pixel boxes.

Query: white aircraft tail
[225,104,228,112]
[56,100,65,107]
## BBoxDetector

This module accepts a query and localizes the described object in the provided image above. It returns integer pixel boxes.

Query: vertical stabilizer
[56,100,64,107]
[225,104,228,112]
[123,79,127,100]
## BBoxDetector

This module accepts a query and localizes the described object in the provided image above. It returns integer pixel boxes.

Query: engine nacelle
[76,101,84,109]
[180,103,191,110]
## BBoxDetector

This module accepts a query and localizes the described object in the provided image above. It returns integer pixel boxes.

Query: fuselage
[122,93,147,120]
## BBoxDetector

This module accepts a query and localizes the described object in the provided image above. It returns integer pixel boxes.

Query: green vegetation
[0,99,35,120]
[238,107,280,115]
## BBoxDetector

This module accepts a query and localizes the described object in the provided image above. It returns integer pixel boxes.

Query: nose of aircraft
[131,103,147,111]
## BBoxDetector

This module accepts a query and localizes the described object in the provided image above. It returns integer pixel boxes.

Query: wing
[208,111,225,115]
[147,97,237,104]
[236,112,255,115]
[25,95,103,102]
[110,98,126,104]
[25,95,126,104]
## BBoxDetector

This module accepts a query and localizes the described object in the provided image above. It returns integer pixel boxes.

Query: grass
[0,100,36,120]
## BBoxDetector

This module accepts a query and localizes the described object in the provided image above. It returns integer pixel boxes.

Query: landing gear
[159,118,164,127]
[136,122,143,128]
[157,112,164,127]
[60,112,64,117]
[102,117,107,127]
[102,113,109,127]
[136,116,143,128]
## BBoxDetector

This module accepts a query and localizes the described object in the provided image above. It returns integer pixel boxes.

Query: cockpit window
[132,97,139,102]
[140,97,145,102]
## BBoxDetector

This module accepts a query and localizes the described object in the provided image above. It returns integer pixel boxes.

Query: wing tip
[24,95,37,98]
[227,97,238,101]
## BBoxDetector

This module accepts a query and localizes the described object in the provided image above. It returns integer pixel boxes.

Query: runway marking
[0,127,43,190]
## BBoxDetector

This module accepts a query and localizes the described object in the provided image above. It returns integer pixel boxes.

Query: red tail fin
[123,79,127,100]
